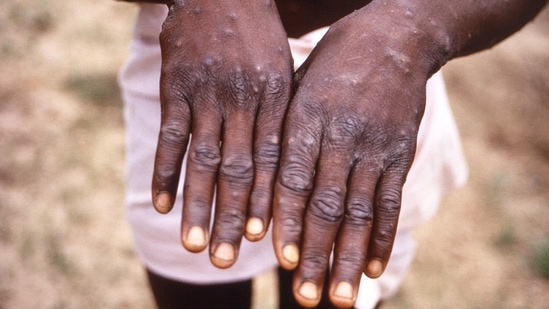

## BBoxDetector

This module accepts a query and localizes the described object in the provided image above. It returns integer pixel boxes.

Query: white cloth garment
[119,3,468,307]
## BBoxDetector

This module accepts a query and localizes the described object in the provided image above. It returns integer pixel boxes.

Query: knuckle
[228,70,253,105]
[279,208,303,231]
[329,115,363,141]
[189,143,221,169]
[377,188,401,218]
[345,198,374,226]
[264,72,287,101]
[155,164,180,181]
[219,155,254,184]
[278,162,314,194]
[159,121,189,147]
[308,190,345,223]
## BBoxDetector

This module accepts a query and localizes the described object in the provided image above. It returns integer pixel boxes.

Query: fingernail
[184,226,207,251]
[366,259,384,278]
[298,281,319,301]
[212,242,236,268]
[245,217,264,236]
[154,192,172,214]
[282,244,299,265]
[333,281,354,300]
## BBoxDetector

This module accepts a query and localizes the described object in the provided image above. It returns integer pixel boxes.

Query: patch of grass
[9,5,54,34]
[53,301,68,309]
[1,41,20,58]
[61,187,91,225]
[494,223,517,249]
[0,284,11,307]
[0,203,11,242]
[45,232,74,275]
[64,72,122,106]
[530,240,549,279]
[485,172,509,209]
[0,2,55,59]
[20,233,35,262]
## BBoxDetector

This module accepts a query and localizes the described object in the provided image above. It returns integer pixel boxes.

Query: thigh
[146,269,252,309]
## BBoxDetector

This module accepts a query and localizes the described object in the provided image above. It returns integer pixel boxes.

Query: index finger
[365,164,408,278]
[273,113,321,270]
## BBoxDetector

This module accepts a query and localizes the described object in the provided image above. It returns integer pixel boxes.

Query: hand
[272,3,445,307]
[152,0,293,268]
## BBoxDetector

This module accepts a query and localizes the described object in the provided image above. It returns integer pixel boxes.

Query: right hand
[152,0,293,269]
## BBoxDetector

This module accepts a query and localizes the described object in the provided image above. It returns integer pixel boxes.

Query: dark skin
[120,0,547,307]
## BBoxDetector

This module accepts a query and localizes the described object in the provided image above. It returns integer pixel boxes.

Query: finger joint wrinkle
[278,165,314,194]
[345,199,374,224]
[219,157,254,184]
[309,193,344,223]
[160,122,189,146]
[189,144,221,168]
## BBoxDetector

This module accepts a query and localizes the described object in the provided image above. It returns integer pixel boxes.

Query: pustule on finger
[269,134,279,144]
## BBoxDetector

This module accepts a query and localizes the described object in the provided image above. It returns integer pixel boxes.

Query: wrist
[337,0,452,78]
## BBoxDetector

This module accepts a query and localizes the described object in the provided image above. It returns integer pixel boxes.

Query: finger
[152,80,192,214]
[180,107,222,253]
[329,161,380,308]
[292,147,351,308]
[273,108,321,270]
[365,163,408,278]
[246,74,290,241]
[209,112,254,269]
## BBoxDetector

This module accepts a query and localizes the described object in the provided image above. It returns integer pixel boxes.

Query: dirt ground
[0,1,548,308]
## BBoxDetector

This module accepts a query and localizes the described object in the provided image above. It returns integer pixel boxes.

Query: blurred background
[0,1,547,308]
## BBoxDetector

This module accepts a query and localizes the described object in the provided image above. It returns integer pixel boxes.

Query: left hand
[152,0,293,268]
[272,2,446,307]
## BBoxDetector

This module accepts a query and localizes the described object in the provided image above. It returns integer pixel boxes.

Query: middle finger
[209,111,255,269]
[292,142,352,308]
